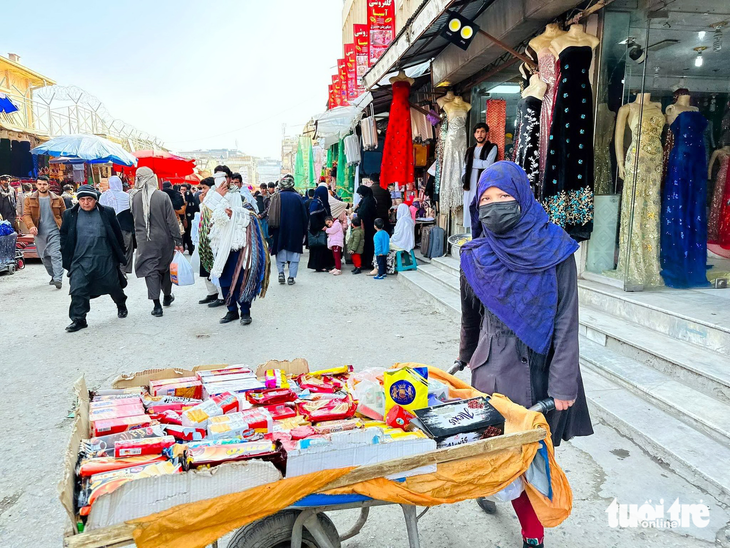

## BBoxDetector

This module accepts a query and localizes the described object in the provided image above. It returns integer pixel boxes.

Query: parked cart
[0,232,18,275]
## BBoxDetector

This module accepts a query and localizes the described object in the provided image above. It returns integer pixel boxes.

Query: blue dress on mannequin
[660,111,709,288]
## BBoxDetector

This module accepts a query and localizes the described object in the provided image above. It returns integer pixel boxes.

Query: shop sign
[354,23,369,94]
[345,43,358,100]
[367,0,396,66]
[328,84,335,110]
[337,59,349,106]
[332,74,343,108]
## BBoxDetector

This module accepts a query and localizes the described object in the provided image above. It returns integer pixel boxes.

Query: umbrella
[133,150,195,178]
[0,93,18,114]
[31,134,137,166]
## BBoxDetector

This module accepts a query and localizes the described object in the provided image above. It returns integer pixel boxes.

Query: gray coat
[459,254,593,445]
[131,190,182,278]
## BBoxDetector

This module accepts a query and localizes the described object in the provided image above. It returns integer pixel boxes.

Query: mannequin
[707,145,730,242]
[522,74,547,100]
[443,95,471,120]
[437,90,456,109]
[390,69,415,86]
[708,146,730,179]
[615,93,663,179]
[528,23,566,55]
[519,63,531,89]
[439,95,471,211]
[549,24,600,56]
[666,91,698,126]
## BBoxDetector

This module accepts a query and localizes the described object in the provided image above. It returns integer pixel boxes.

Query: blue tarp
[30,134,137,166]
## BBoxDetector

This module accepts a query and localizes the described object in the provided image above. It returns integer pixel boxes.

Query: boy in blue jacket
[373,218,390,280]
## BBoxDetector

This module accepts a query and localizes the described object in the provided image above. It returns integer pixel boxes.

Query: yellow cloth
[129,364,572,548]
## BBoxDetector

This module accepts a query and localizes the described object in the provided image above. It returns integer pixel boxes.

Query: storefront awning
[312,92,373,147]
[363,0,496,90]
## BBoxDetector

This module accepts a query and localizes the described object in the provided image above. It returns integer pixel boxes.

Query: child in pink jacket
[325,216,344,275]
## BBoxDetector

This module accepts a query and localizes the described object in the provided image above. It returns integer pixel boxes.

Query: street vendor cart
[62,360,570,548]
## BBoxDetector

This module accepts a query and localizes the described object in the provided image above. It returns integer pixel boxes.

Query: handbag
[308,230,326,248]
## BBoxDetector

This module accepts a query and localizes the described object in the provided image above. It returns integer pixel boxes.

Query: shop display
[660,110,710,288]
[708,146,730,243]
[513,75,544,193]
[439,95,471,211]
[380,72,415,190]
[485,99,506,162]
[593,103,616,195]
[71,362,511,524]
[606,95,664,288]
[541,25,599,242]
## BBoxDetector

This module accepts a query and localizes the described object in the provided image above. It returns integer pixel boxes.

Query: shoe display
[220,311,239,324]
[198,294,218,304]
[151,304,163,317]
[208,299,226,308]
[117,307,128,319]
[53,281,62,289]
[65,320,88,333]
[351,268,361,275]
[163,294,175,307]
[278,272,286,284]
[287,277,295,285]
[240,314,252,325]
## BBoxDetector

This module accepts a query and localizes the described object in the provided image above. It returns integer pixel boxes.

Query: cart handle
[447,360,467,375]
[528,398,555,415]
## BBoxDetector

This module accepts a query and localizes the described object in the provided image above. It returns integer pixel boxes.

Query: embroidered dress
[542,46,595,242]
[593,105,615,195]
[537,48,558,190]
[513,96,542,195]
[440,109,468,210]
[708,150,730,242]
[380,80,414,189]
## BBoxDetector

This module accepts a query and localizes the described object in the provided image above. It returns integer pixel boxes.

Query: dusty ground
[1,257,728,547]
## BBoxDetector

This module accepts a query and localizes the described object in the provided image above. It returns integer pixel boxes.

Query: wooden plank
[322,428,546,490]
[64,523,136,548]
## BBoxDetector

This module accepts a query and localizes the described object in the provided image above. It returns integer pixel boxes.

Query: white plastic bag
[190,246,200,274]
[486,476,524,503]
[170,250,195,286]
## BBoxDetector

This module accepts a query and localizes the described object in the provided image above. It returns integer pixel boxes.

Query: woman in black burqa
[354,185,377,270]
[307,185,334,272]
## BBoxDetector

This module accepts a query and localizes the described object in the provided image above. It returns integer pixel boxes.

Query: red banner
[331,74,343,108]
[367,0,395,66]
[354,24,369,93]
[337,59,349,106]
[345,43,357,100]
[328,84,335,110]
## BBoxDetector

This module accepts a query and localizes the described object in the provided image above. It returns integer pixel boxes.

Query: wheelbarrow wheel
[227,509,340,548]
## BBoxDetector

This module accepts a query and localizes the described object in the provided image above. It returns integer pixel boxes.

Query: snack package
[150,410,182,426]
[90,396,143,410]
[309,365,354,376]
[89,403,146,422]
[187,441,277,467]
[77,454,168,477]
[297,374,344,394]
[297,395,357,422]
[78,461,180,516]
[350,377,385,420]
[93,387,146,398]
[181,399,223,428]
[239,408,273,432]
[203,378,266,399]
[114,435,176,457]
[92,414,153,437]
[164,424,207,441]
[312,418,364,435]
[142,394,202,409]
[245,388,297,406]
[196,366,254,379]
[289,425,318,440]
[210,392,239,414]
[413,397,505,443]
[149,377,203,399]
[266,403,297,421]
[384,367,429,414]
[264,369,290,389]
[385,405,416,430]
[79,425,166,459]
[275,415,310,431]
[207,413,254,440]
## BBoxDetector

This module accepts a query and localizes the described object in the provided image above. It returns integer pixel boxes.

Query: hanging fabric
[344,134,361,165]
[361,117,378,150]
[380,80,415,189]
[486,99,507,161]
[411,108,433,141]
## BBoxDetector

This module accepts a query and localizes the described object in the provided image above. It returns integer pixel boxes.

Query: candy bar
[79,425,166,459]
[297,395,357,422]
[245,388,297,406]
[165,424,207,441]
[92,414,152,437]
[187,441,277,467]
[89,403,146,422]
[312,418,363,435]
[149,377,203,399]
[195,366,254,378]
[297,374,343,394]
[181,399,223,428]
[77,454,167,477]
[114,435,176,457]
[264,369,290,389]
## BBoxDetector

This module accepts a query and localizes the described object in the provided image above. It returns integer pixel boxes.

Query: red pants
[351,253,361,268]
[511,491,544,544]
[332,246,342,270]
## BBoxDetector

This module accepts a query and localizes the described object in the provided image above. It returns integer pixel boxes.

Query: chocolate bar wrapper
[297,396,357,422]
[187,441,277,467]
[114,435,176,457]
[413,397,505,442]
[77,454,168,477]
[79,425,166,459]
[245,388,297,406]
[312,418,364,435]
[91,414,153,437]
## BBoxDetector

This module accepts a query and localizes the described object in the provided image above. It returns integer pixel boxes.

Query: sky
[1,0,343,158]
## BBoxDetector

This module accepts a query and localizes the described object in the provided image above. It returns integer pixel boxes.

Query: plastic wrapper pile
[73,363,507,527]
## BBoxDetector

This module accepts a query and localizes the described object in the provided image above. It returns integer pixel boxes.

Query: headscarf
[391,203,415,251]
[329,193,347,219]
[279,174,295,190]
[161,181,184,210]
[460,162,579,355]
[130,166,159,241]
[99,175,130,214]
[239,185,259,213]
[355,185,376,225]
[311,185,331,216]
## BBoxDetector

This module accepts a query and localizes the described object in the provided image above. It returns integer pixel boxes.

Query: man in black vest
[462,123,498,228]
[60,185,128,332]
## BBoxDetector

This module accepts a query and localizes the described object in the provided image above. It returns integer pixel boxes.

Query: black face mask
[478,201,521,235]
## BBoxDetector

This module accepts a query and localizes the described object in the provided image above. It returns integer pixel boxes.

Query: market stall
[116,150,197,187]
[61,360,571,548]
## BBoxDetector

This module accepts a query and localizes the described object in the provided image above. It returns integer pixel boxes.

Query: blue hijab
[460,162,579,355]
[311,185,332,216]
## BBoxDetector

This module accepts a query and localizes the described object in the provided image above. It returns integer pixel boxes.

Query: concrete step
[416,263,460,295]
[580,305,730,404]
[430,255,460,277]
[398,270,460,318]
[578,279,730,356]
[580,336,730,446]
[582,367,730,504]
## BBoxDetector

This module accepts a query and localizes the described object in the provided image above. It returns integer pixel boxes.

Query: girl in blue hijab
[458,162,592,548]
